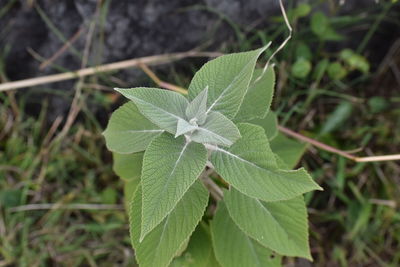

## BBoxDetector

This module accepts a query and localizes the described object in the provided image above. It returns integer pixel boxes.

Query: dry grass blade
[278,125,400,162]
[0,51,222,92]
[8,204,124,212]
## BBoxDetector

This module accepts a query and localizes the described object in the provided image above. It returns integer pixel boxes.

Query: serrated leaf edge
[129,183,209,267]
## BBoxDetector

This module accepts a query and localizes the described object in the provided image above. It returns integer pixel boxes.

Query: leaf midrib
[142,141,190,238]
[133,96,186,123]
[255,199,301,251]
[205,54,259,115]
[215,147,305,186]
[196,126,232,145]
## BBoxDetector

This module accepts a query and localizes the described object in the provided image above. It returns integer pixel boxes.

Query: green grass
[1,1,400,266]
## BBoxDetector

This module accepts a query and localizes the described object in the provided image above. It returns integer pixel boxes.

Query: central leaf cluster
[103,46,322,267]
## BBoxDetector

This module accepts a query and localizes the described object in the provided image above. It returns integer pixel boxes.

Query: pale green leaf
[123,178,140,209]
[224,188,311,259]
[191,111,241,147]
[211,201,281,267]
[112,152,143,180]
[103,102,163,153]
[211,123,322,202]
[235,67,275,121]
[188,47,266,119]
[186,86,208,125]
[130,181,209,267]
[170,224,220,267]
[115,87,189,134]
[141,133,207,239]
[246,111,278,140]
[270,133,307,169]
[176,118,197,137]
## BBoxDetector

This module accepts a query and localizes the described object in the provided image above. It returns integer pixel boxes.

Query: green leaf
[246,111,278,140]
[188,47,266,119]
[211,201,281,267]
[130,181,209,267]
[270,133,307,169]
[234,67,275,121]
[170,224,220,267]
[191,111,241,146]
[295,42,312,61]
[211,123,321,202]
[115,87,189,134]
[311,12,328,37]
[176,118,197,137]
[339,49,369,73]
[141,133,207,239]
[291,58,312,79]
[103,102,163,153]
[112,152,143,180]
[312,59,329,81]
[224,188,312,259]
[294,3,311,18]
[320,101,353,135]
[327,62,347,80]
[124,178,140,209]
[186,86,208,125]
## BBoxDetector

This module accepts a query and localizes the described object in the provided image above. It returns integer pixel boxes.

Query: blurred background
[0,0,399,266]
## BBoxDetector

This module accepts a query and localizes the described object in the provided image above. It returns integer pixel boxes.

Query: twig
[0,51,221,92]
[41,115,63,146]
[201,176,223,201]
[278,125,400,162]
[139,63,188,94]
[8,203,124,212]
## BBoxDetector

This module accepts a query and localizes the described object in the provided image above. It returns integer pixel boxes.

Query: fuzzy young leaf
[186,86,208,125]
[170,224,220,267]
[112,152,143,180]
[103,102,163,154]
[224,188,311,259]
[188,47,266,119]
[211,123,321,202]
[130,181,209,267]
[140,133,207,239]
[115,87,189,134]
[175,118,197,137]
[235,67,275,121]
[211,201,281,267]
[191,111,241,146]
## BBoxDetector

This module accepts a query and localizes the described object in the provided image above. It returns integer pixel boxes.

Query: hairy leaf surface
[186,86,208,124]
[130,181,209,267]
[211,201,281,267]
[141,133,207,239]
[170,224,220,267]
[103,102,163,153]
[235,67,275,121]
[191,111,241,146]
[175,118,197,137]
[115,88,189,134]
[224,188,311,259]
[245,111,279,140]
[188,47,266,119]
[211,123,321,202]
